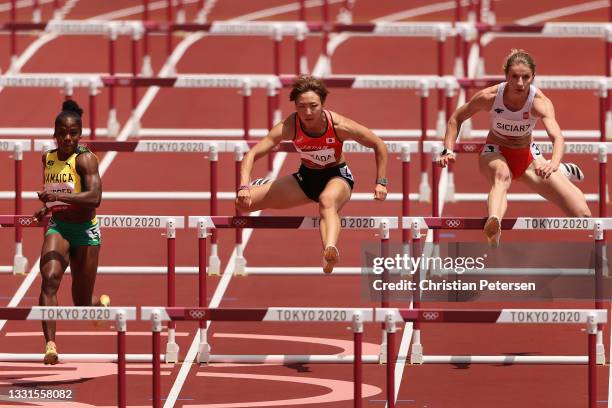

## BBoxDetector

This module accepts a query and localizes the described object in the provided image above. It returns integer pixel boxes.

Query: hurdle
[142,306,606,408]
[0,306,136,408]
[404,216,612,366]
[188,215,397,363]
[18,138,417,276]
[0,214,183,364]
[0,139,31,274]
[29,138,234,276]
[425,141,612,217]
[0,74,103,138]
[383,307,606,408]
[143,306,379,408]
[460,22,612,78]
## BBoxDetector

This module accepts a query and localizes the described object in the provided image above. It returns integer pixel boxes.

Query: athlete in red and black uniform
[237,75,388,274]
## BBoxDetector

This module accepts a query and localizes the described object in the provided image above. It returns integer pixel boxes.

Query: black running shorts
[292,162,355,202]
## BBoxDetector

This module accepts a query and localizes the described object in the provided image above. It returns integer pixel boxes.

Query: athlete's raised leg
[479,152,512,247]
[236,174,312,213]
[318,177,351,273]
[520,158,591,217]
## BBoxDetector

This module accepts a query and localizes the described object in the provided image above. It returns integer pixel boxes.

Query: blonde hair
[503,49,536,74]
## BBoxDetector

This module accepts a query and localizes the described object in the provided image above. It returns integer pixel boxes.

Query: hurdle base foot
[141,55,153,77]
[165,342,180,364]
[106,109,120,138]
[12,255,28,276]
[378,349,387,364]
[445,173,456,202]
[453,57,463,78]
[596,343,606,365]
[176,9,186,24]
[32,8,42,23]
[234,256,247,276]
[419,173,431,203]
[197,342,211,364]
[208,255,221,276]
[435,110,446,139]
[410,344,423,365]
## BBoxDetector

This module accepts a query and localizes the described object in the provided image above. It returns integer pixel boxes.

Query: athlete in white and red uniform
[438,49,590,247]
[237,75,388,273]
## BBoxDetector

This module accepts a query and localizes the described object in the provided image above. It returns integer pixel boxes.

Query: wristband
[375,177,388,186]
[441,148,455,156]
[238,185,250,191]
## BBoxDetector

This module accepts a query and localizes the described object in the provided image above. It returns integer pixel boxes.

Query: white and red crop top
[293,110,343,168]
[490,82,539,141]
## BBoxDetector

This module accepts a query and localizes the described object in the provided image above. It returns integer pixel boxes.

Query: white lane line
[516,0,609,26]
[0,3,206,330]
[0,0,79,331]
[92,0,202,21]
[377,1,456,21]
[163,1,352,403]
[161,151,287,408]
[0,0,54,13]
[235,0,345,22]
[2,0,77,75]
[482,0,610,47]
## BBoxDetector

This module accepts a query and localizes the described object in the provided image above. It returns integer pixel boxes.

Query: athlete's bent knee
[41,274,61,297]
[318,193,336,211]
[493,169,512,187]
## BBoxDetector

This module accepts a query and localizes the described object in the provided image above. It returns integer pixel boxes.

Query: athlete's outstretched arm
[335,115,388,201]
[239,118,292,186]
[533,93,564,179]
[34,153,50,221]
[440,88,495,167]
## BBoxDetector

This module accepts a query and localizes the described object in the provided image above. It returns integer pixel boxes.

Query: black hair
[55,99,83,127]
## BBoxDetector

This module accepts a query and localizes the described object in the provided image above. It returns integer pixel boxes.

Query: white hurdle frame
[404,216,612,365]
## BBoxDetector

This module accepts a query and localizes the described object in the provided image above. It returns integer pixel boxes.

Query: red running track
[0,0,611,407]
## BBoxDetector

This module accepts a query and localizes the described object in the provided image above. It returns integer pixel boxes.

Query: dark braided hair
[55,100,83,128]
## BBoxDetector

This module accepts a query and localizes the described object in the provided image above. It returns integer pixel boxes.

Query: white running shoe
[559,162,584,183]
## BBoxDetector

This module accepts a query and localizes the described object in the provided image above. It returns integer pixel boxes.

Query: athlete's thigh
[247,174,311,211]
[319,177,352,209]
[519,158,587,214]
[40,233,70,275]
[479,152,511,184]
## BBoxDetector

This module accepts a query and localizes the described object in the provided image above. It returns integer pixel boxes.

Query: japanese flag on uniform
[326,137,335,144]
[523,112,529,119]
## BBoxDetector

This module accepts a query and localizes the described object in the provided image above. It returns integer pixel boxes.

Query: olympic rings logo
[422,312,440,321]
[462,144,478,152]
[232,218,248,227]
[18,217,33,226]
[445,219,461,228]
[189,310,206,320]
